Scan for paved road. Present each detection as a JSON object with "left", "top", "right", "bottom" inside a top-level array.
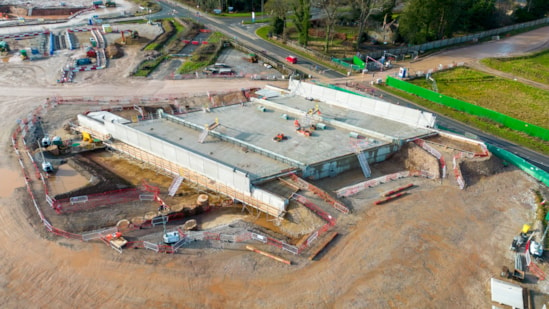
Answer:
[{"left": 157, "top": 0, "right": 344, "bottom": 79}]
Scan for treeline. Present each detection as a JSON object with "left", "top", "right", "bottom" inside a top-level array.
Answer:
[{"left": 177, "top": 0, "right": 549, "bottom": 47}]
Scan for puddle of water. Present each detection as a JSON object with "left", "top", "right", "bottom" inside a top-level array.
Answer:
[
  {"left": 0, "top": 168, "right": 25, "bottom": 197},
  {"left": 48, "top": 164, "right": 89, "bottom": 195}
]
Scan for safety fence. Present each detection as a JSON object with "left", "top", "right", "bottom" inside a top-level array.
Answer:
[
  {"left": 452, "top": 154, "right": 466, "bottom": 190},
  {"left": 288, "top": 173, "right": 349, "bottom": 214},
  {"left": 125, "top": 241, "right": 174, "bottom": 253},
  {"left": 0, "top": 30, "right": 49, "bottom": 40},
  {"left": 486, "top": 143, "right": 549, "bottom": 187},
  {"left": 291, "top": 193, "right": 336, "bottom": 226},
  {"left": 11, "top": 96, "right": 345, "bottom": 257},
  {"left": 12, "top": 103, "right": 85, "bottom": 242},
  {"left": 413, "top": 139, "right": 446, "bottom": 178},
  {"left": 386, "top": 76, "right": 549, "bottom": 141},
  {"left": 50, "top": 188, "right": 143, "bottom": 214},
  {"left": 336, "top": 170, "right": 433, "bottom": 198},
  {"left": 408, "top": 62, "right": 465, "bottom": 78},
  {"left": 82, "top": 227, "right": 119, "bottom": 241},
  {"left": 367, "top": 17, "right": 549, "bottom": 60}
]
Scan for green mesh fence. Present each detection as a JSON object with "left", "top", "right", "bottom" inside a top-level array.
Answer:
[
  {"left": 386, "top": 76, "right": 549, "bottom": 141},
  {"left": 331, "top": 57, "right": 362, "bottom": 71},
  {"left": 486, "top": 143, "right": 549, "bottom": 187},
  {"left": 353, "top": 56, "right": 365, "bottom": 69}
]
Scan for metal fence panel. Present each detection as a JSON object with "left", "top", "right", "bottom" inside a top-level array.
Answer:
[
  {"left": 282, "top": 243, "right": 299, "bottom": 255},
  {"left": 251, "top": 233, "right": 267, "bottom": 243},
  {"left": 143, "top": 241, "right": 160, "bottom": 252},
  {"left": 70, "top": 195, "right": 88, "bottom": 204}
]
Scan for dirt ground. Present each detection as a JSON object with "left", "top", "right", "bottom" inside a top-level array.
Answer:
[{"left": 0, "top": 11, "right": 548, "bottom": 308}]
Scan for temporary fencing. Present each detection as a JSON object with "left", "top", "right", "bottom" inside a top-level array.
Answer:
[
  {"left": 291, "top": 193, "right": 336, "bottom": 226},
  {"left": 53, "top": 188, "right": 143, "bottom": 214},
  {"left": 452, "top": 153, "right": 466, "bottom": 190},
  {"left": 82, "top": 227, "right": 119, "bottom": 241},
  {"left": 336, "top": 170, "right": 425, "bottom": 198},
  {"left": 0, "top": 30, "right": 48, "bottom": 40},
  {"left": 289, "top": 173, "right": 350, "bottom": 214}
]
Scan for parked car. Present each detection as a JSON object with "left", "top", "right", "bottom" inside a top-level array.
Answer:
[{"left": 285, "top": 55, "right": 297, "bottom": 64}]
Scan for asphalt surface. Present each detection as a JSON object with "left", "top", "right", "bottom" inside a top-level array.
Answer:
[{"left": 155, "top": 0, "right": 344, "bottom": 79}]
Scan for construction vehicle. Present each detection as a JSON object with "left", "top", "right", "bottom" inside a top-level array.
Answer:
[
  {"left": 510, "top": 224, "right": 531, "bottom": 252},
  {"left": 105, "top": 232, "right": 127, "bottom": 250},
  {"left": 163, "top": 231, "right": 180, "bottom": 244},
  {"left": 273, "top": 133, "right": 287, "bottom": 142}
]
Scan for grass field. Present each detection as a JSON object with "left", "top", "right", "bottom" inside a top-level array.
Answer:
[
  {"left": 379, "top": 84, "right": 549, "bottom": 156},
  {"left": 410, "top": 67, "right": 549, "bottom": 129},
  {"left": 481, "top": 49, "right": 549, "bottom": 85}
]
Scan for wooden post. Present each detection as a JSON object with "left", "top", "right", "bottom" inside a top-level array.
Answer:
[{"left": 246, "top": 245, "right": 291, "bottom": 265}]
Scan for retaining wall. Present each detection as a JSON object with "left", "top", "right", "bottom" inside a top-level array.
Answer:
[{"left": 289, "top": 80, "right": 436, "bottom": 129}]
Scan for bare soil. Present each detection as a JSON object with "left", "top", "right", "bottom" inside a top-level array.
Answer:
[{"left": 0, "top": 9, "right": 547, "bottom": 308}]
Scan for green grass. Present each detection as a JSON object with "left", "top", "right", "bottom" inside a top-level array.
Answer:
[
  {"left": 177, "top": 42, "right": 222, "bottom": 74},
  {"left": 481, "top": 49, "right": 549, "bottom": 85},
  {"left": 256, "top": 26, "right": 271, "bottom": 38},
  {"left": 207, "top": 32, "right": 225, "bottom": 44},
  {"left": 171, "top": 18, "right": 185, "bottom": 32},
  {"left": 134, "top": 55, "right": 166, "bottom": 76},
  {"left": 144, "top": 19, "right": 175, "bottom": 51},
  {"left": 177, "top": 60, "right": 210, "bottom": 74},
  {"left": 378, "top": 84, "right": 549, "bottom": 155},
  {"left": 410, "top": 67, "right": 549, "bottom": 129}
]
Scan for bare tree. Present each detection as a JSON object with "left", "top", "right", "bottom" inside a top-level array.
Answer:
[
  {"left": 353, "top": 0, "right": 393, "bottom": 50},
  {"left": 314, "top": 0, "right": 340, "bottom": 53}
]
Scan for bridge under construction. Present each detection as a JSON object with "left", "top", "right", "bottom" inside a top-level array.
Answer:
[{"left": 76, "top": 80, "right": 437, "bottom": 220}]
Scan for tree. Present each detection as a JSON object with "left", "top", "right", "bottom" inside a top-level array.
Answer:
[
  {"left": 291, "top": 0, "right": 312, "bottom": 46},
  {"left": 314, "top": 0, "right": 340, "bottom": 52},
  {"left": 353, "top": 0, "right": 394, "bottom": 50},
  {"left": 265, "top": 0, "right": 292, "bottom": 38},
  {"left": 398, "top": 0, "right": 461, "bottom": 44},
  {"left": 513, "top": 0, "right": 549, "bottom": 22}
]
